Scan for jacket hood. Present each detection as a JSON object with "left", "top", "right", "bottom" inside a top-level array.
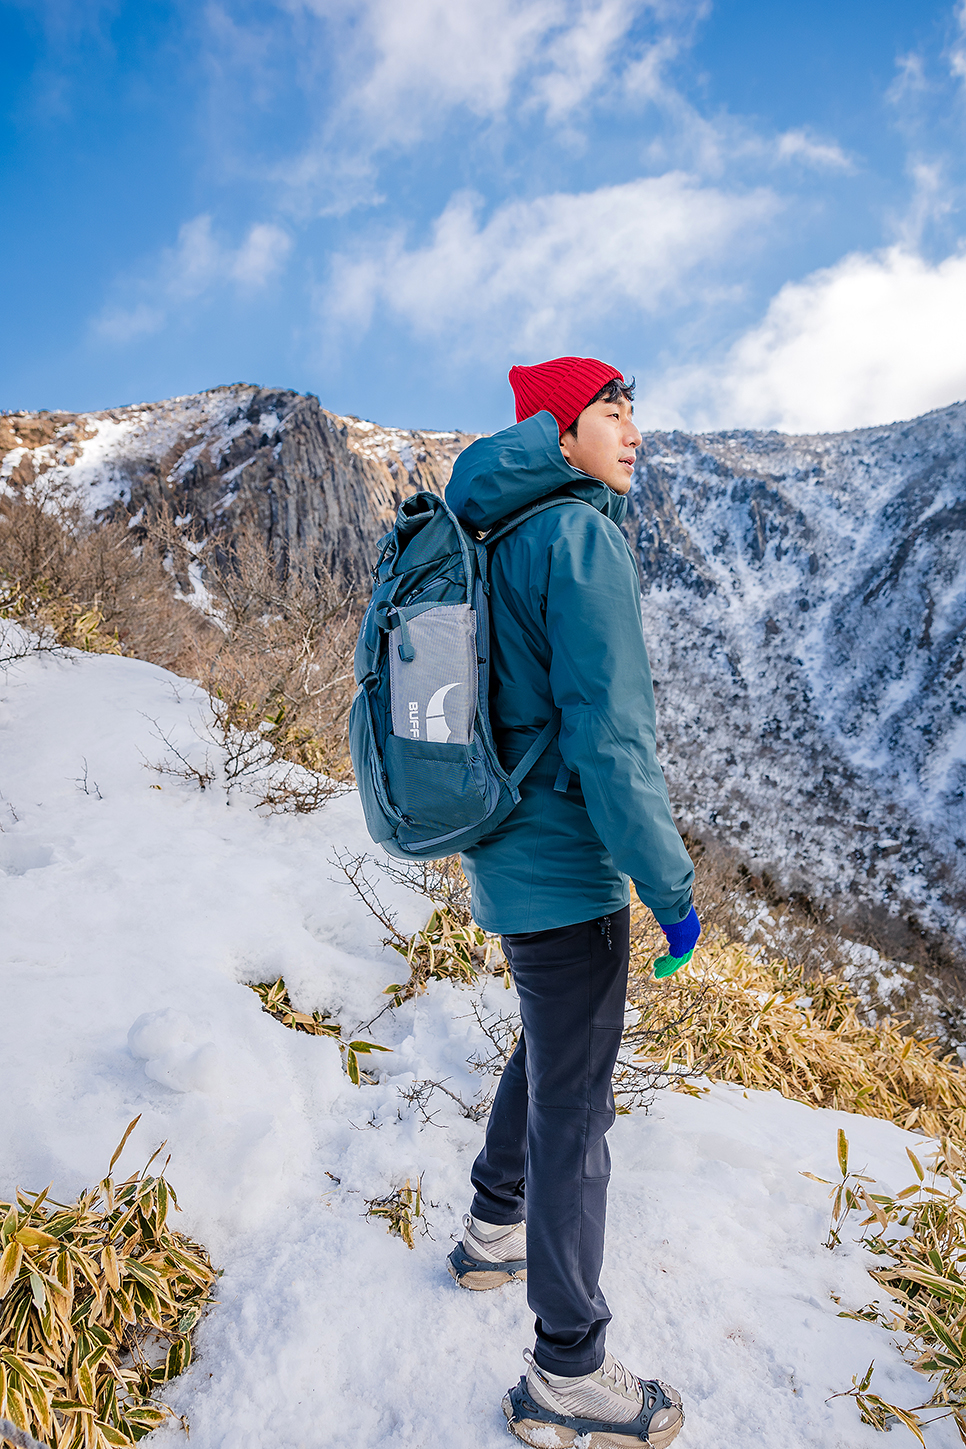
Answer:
[{"left": 445, "top": 410, "right": 628, "bottom": 533}]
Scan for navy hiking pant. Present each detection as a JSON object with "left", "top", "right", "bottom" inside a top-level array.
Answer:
[{"left": 469, "top": 905, "right": 630, "bottom": 1376}]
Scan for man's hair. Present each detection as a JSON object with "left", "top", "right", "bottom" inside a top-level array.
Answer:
[{"left": 562, "top": 376, "right": 635, "bottom": 438}]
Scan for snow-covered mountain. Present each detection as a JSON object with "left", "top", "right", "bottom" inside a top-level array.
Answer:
[
  {"left": 628, "top": 405, "right": 966, "bottom": 950},
  {"left": 2, "top": 385, "right": 963, "bottom": 948},
  {"left": 0, "top": 384, "right": 471, "bottom": 584}
]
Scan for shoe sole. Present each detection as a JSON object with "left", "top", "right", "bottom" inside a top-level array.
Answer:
[
  {"left": 502, "top": 1394, "right": 684, "bottom": 1449},
  {"left": 447, "top": 1259, "right": 527, "bottom": 1290}
]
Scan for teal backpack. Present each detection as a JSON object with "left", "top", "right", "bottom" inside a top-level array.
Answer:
[{"left": 349, "top": 489, "right": 583, "bottom": 861}]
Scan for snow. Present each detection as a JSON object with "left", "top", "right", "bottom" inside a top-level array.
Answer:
[
  {"left": 7, "top": 388, "right": 272, "bottom": 516},
  {"left": 3, "top": 385, "right": 960, "bottom": 942},
  {"left": 331, "top": 413, "right": 463, "bottom": 469},
  {"left": 0, "top": 445, "right": 27, "bottom": 489},
  {"left": 1, "top": 644, "right": 960, "bottom": 1448}
]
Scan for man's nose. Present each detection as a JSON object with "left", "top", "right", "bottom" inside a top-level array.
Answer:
[{"left": 625, "top": 423, "right": 642, "bottom": 448}]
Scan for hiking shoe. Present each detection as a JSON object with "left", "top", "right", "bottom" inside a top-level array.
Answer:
[
  {"left": 446, "top": 1213, "right": 526, "bottom": 1290},
  {"left": 502, "top": 1349, "right": 684, "bottom": 1448}
]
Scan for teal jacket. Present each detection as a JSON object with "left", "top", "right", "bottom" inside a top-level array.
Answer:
[{"left": 445, "top": 410, "right": 695, "bottom": 934}]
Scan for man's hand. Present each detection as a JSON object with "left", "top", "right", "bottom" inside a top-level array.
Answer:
[{"left": 653, "top": 906, "right": 701, "bottom": 979}]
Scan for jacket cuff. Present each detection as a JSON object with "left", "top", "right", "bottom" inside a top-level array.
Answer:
[{"left": 651, "top": 897, "right": 694, "bottom": 926}]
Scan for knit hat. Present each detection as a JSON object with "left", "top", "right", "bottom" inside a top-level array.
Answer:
[{"left": 508, "top": 356, "right": 624, "bottom": 435}]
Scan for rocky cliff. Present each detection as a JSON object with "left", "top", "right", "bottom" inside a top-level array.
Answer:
[
  {"left": 2, "top": 384, "right": 963, "bottom": 948},
  {"left": 0, "top": 384, "right": 472, "bottom": 584}
]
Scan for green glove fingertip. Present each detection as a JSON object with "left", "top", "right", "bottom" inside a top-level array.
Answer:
[{"left": 653, "top": 948, "right": 694, "bottom": 980}]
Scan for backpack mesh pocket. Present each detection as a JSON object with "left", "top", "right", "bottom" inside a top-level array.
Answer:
[
  {"left": 389, "top": 604, "right": 477, "bottom": 744},
  {"left": 383, "top": 735, "right": 489, "bottom": 831}
]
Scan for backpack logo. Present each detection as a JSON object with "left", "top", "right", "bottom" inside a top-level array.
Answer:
[
  {"left": 389, "top": 606, "right": 476, "bottom": 744},
  {"left": 426, "top": 682, "right": 461, "bottom": 743}
]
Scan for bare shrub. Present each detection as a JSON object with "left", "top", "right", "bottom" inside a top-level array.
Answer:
[
  {"left": 0, "top": 485, "right": 358, "bottom": 809},
  {"left": 0, "top": 478, "right": 215, "bottom": 671},
  {"left": 193, "top": 523, "right": 358, "bottom": 786},
  {"left": 333, "top": 853, "right": 507, "bottom": 1019},
  {"left": 397, "top": 1078, "right": 489, "bottom": 1124}
]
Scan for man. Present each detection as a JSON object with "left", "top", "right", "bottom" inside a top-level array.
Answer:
[{"left": 443, "top": 357, "right": 699, "bottom": 1449}]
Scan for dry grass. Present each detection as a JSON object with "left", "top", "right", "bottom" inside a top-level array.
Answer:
[
  {"left": 682, "top": 832, "right": 966, "bottom": 1045},
  {"left": 0, "top": 1120, "right": 216, "bottom": 1449},
  {"left": 333, "top": 853, "right": 966, "bottom": 1133},
  {"left": 810, "top": 1133, "right": 966, "bottom": 1443},
  {"left": 363, "top": 1180, "right": 424, "bottom": 1251},
  {"left": 627, "top": 910, "right": 966, "bottom": 1140}
]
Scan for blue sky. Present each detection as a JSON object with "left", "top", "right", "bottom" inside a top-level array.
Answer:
[{"left": 3, "top": 0, "right": 966, "bottom": 434}]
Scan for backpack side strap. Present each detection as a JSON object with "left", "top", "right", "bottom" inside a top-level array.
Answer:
[{"left": 505, "top": 709, "right": 562, "bottom": 798}]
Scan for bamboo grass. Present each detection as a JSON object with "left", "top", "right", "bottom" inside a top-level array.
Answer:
[{"left": 0, "top": 1122, "right": 216, "bottom": 1449}]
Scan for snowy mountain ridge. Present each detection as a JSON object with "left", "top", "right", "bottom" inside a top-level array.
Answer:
[
  {"left": 0, "top": 385, "right": 472, "bottom": 584},
  {"left": 2, "top": 384, "right": 963, "bottom": 948}
]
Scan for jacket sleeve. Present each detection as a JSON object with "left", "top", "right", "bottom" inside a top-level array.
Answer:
[{"left": 544, "top": 509, "right": 695, "bottom": 923}]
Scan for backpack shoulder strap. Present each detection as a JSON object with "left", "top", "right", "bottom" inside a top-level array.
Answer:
[
  {"left": 479, "top": 494, "right": 593, "bottom": 795},
  {"left": 483, "top": 493, "right": 595, "bottom": 549}
]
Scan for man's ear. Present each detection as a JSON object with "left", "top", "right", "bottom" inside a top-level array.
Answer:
[{"left": 559, "top": 429, "right": 575, "bottom": 461}]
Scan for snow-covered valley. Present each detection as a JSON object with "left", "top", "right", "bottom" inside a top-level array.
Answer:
[
  {"left": 631, "top": 404, "right": 966, "bottom": 950},
  {"left": 1, "top": 642, "right": 961, "bottom": 1448}
]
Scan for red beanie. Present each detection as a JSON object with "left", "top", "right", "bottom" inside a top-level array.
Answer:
[{"left": 508, "top": 356, "right": 624, "bottom": 435}]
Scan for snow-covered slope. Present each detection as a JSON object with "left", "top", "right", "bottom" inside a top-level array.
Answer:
[
  {"left": 0, "top": 643, "right": 959, "bottom": 1447},
  {"left": 629, "top": 403, "right": 966, "bottom": 945}
]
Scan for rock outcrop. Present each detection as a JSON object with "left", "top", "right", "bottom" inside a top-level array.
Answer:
[{"left": 0, "top": 384, "right": 472, "bottom": 585}]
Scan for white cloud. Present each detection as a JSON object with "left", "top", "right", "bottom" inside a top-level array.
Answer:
[
  {"left": 163, "top": 215, "right": 292, "bottom": 298},
  {"left": 644, "top": 244, "right": 966, "bottom": 433},
  {"left": 774, "top": 129, "right": 852, "bottom": 171},
  {"left": 324, "top": 174, "right": 777, "bottom": 356},
  {"left": 271, "top": 0, "right": 705, "bottom": 208},
  {"left": 530, "top": 0, "right": 641, "bottom": 122},
  {"left": 94, "top": 303, "right": 166, "bottom": 346},
  {"left": 229, "top": 222, "right": 294, "bottom": 287},
  {"left": 281, "top": 0, "right": 563, "bottom": 158},
  {"left": 324, "top": 168, "right": 776, "bottom": 352},
  {"left": 892, "top": 161, "right": 953, "bottom": 250},
  {"left": 93, "top": 215, "right": 292, "bottom": 342},
  {"left": 951, "top": 0, "right": 966, "bottom": 84},
  {"left": 289, "top": 0, "right": 685, "bottom": 137}
]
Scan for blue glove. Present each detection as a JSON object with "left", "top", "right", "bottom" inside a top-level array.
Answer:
[
  {"left": 660, "top": 906, "right": 701, "bottom": 957},
  {"left": 652, "top": 906, "right": 701, "bottom": 979}
]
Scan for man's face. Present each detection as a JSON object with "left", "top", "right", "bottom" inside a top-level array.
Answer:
[{"left": 558, "top": 396, "right": 642, "bottom": 495}]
